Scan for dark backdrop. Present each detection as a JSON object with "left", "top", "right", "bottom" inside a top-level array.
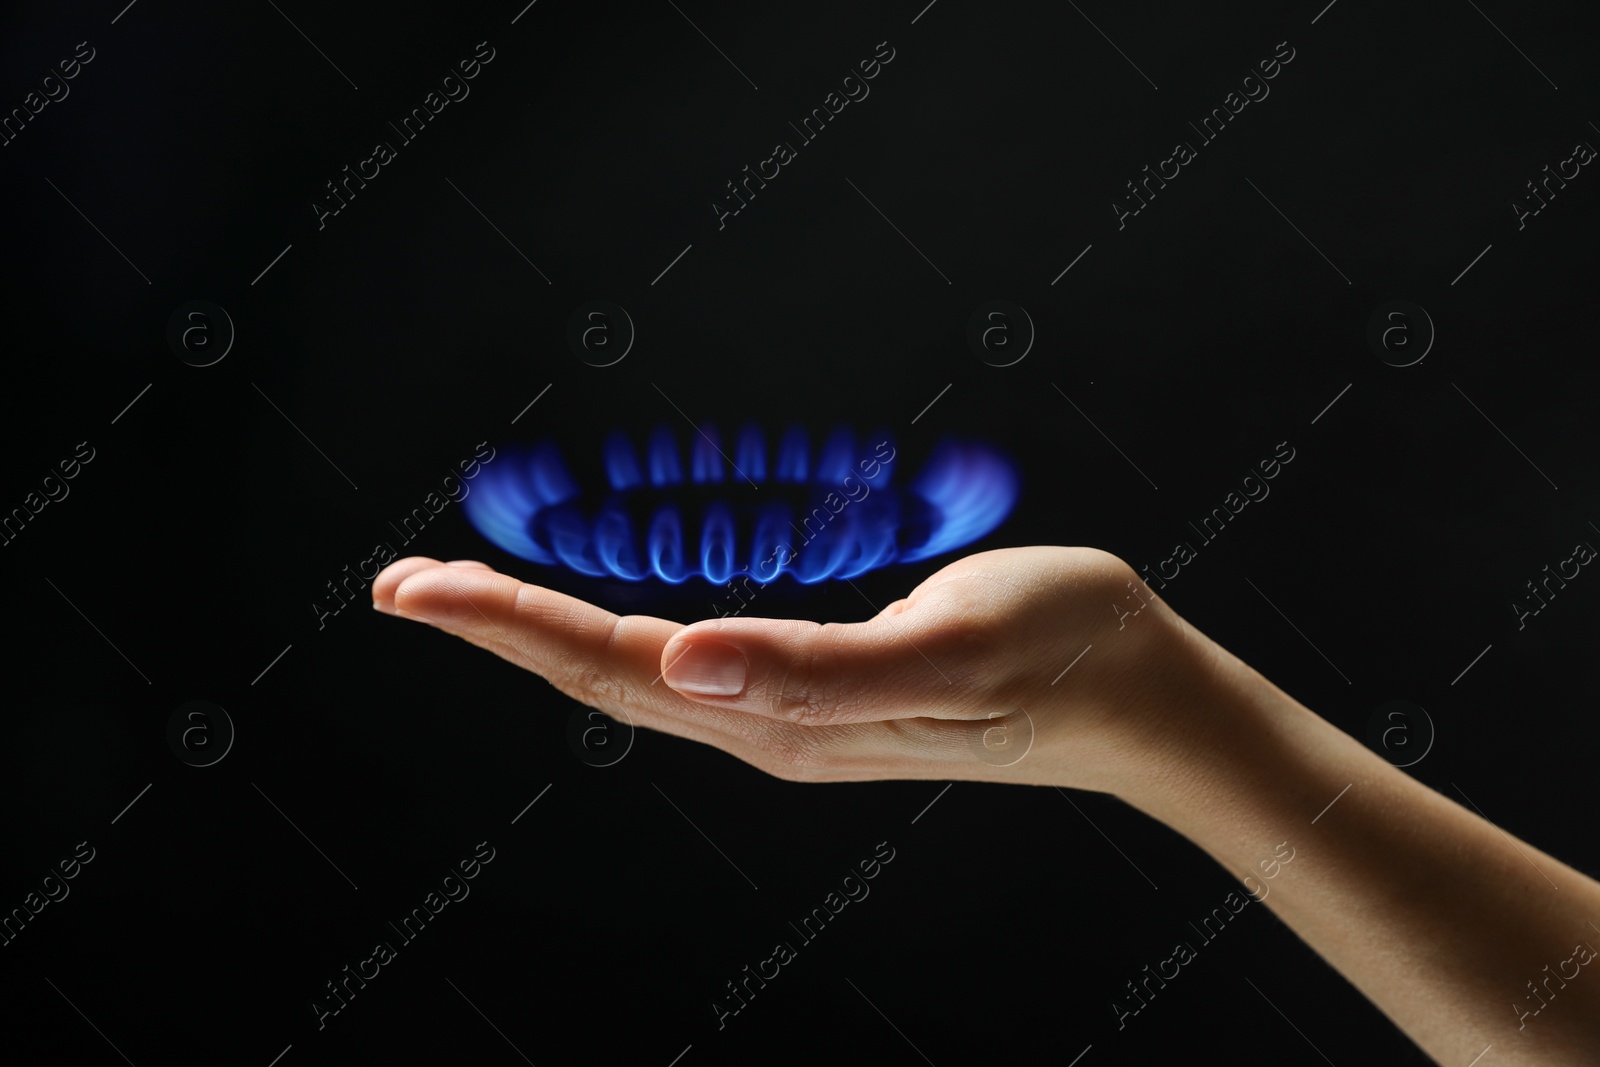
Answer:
[{"left": 2, "top": 1, "right": 1596, "bottom": 1063}]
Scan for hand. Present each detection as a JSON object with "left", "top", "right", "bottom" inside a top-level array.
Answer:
[
  {"left": 370, "top": 547, "right": 1198, "bottom": 798},
  {"left": 372, "top": 547, "right": 1600, "bottom": 1064}
]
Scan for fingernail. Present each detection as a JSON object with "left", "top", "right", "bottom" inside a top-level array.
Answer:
[
  {"left": 663, "top": 641, "right": 747, "bottom": 696},
  {"left": 373, "top": 600, "right": 397, "bottom": 616}
]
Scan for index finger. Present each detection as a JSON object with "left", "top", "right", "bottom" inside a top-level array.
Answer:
[{"left": 387, "top": 561, "right": 680, "bottom": 696}]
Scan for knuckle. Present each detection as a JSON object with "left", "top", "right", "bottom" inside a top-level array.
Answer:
[
  {"left": 766, "top": 627, "right": 846, "bottom": 725},
  {"left": 561, "top": 658, "right": 629, "bottom": 712},
  {"left": 759, "top": 729, "right": 833, "bottom": 782}
]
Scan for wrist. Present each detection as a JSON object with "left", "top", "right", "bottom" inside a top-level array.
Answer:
[{"left": 1103, "top": 611, "right": 1376, "bottom": 850}]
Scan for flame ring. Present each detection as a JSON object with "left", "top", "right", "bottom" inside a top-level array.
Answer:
[{"left": 463, "top": 426, "right": 1018, "bottom": 584}]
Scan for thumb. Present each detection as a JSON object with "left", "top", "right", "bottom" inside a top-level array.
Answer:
[{"left": 659, "top": 610, "right": 991, "bottom": 726}]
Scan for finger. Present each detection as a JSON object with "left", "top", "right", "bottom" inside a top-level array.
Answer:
[
  {"left": 388, "top": 562, "right": 671, "bottom": 686},
  {"left": 658, "top": 603, "right": 993, "bottom": 726},
  {"left": 378, "top": 563, "right": 991, "bottom": 780},
  {"left": 372, "top": 556, "right": 449, "bottom": 613},
  {"left": 373, "top": 558, "right": 492, "bottom": 613},
  {"left": 384, "top": 562, "right": 798, "bottom": 752}
]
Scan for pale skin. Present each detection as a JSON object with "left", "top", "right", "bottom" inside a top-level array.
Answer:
[{"left": 372, "top": 546, "right": 1600, "bottom": 1064}]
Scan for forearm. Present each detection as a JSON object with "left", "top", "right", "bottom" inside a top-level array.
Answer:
[{"left": 1121, "top": 620, "right": 1600, "bottom": 1064}]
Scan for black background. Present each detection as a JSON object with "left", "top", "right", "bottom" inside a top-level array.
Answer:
[{"left": 2, "top": 1, "right": 1597, "bottom": 1063}]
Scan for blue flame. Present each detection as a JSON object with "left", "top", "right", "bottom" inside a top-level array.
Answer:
[{"left": 463, "top": 426, "right": 1018, "bottom": 584}]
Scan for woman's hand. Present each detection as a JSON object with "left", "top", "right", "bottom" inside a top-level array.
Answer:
[
  {"left": 372, "top": 546, "right": 1600, "bottom": 1064},
  {"left": 370, "top": 547, "right": 1203, "bottom": 801}
]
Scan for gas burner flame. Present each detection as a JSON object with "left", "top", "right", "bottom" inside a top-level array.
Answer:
[{"left": 463, "top": 426, "right": 1018, "bottom": 584}]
